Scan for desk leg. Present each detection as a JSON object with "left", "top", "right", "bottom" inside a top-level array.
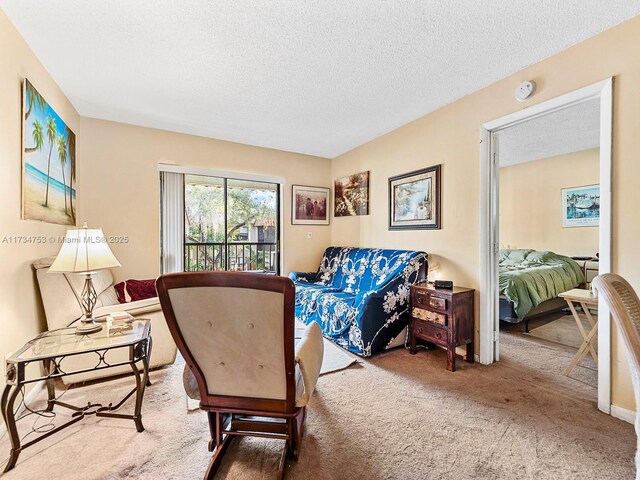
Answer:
[
  {"left": 2, "top": 383, "right": 23, "bottom": 472},
  {"left": 465, "top": 340, "right": 475, "bottom": 364},
  {"left": 447, "top": 347, "right": 456, "bottom": 372},
  {"left": 409, "top": 327, "right": 417, "bottom": 355}
]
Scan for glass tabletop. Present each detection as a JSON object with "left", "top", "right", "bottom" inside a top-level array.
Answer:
[{"left": 7, "top": 319, "right": 150, "bottom": 363}]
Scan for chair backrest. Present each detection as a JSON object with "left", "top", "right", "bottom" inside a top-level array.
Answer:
[
  {"left": 592, "top": 274, "right": 640, "bottom": 376},
  {"left": 156, "top": 272, "right": 297, "bottom": 413}
]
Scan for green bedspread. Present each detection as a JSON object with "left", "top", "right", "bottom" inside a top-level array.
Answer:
[{"left": 499, "top": 249, "right": 585, "bottom": 320}]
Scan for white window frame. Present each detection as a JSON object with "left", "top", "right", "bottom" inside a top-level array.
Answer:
[{"left": 158, "top": 163, "right": 286, "bottom": 275}]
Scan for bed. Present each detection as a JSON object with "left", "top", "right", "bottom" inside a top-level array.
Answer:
[{"left": 499, "top": 249, "right": 585, "bottom": 331}]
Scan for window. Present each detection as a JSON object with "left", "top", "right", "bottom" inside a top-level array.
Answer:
[{"left": 184, "top": 174, "right": 280, "bottom": 274}]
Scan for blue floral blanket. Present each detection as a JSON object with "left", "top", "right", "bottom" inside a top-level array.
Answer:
[{"left": 289, "top": 247, "right": 428, "bottom": 356}]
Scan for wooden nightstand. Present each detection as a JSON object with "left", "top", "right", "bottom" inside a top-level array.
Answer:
[{"left": 409, "top": 283, "right": 475, "bottom": 371}]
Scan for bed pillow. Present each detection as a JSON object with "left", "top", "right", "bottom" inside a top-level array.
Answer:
[{"left": 114, "top": 279, "right": 157, "bottom": 303}]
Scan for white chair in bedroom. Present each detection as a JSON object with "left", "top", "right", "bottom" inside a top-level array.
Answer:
[{"left": 592, "top": 274, "right": 640, "bottom": 480}]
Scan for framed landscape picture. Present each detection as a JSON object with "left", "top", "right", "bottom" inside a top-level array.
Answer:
[
  {"left": 389, "top": 165, "right": 441, "bottom": 230},
  {"left": 334, "top": 171, "right": 369, "bottom": 217},
  {"left": 562, "top": 184, "right": 600, "bottom": 227},
  {"left": 22, "top": 79, "right": 76, "bottom": 225},
  {"left": 292, "top": 185, "right": 330, "bottom": 225}
]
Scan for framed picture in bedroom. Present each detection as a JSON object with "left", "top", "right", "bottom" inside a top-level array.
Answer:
[
  {"left": 292, "top": 185, "right": 330, "bottom": 225},
  {"left": 562, "top": 184, "right": 600, "bottom": 227},
  {"left": 21, "top": 79, "right": 77, "bottom": 225},
  {"left": 334, "top": 171, "right": 369, "bottom": 217},
  {"left": 389, "top": 165, "right": 441, "bottom": 230}
]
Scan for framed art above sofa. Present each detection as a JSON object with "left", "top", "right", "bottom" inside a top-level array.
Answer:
[
  {"left": 334, "top": 171, "right": 369, "bottom": 217},
  {"left": 389, "top": 165, "right": 441, "bottom": 230}
]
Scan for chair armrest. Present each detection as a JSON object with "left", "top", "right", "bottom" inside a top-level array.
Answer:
[
  {"left": 295, "top": 322, "right": 324, "bottom": 406},
  {"left": 93, "top": 297, "right": 162, "bottom": 319},
  {"left": 289, "top": 271, "right": 318, "bottom": 283}
]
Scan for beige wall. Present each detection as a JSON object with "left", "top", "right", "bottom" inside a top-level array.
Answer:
[
  {"left": 331, "top": 17, "right": 640, "bottom": 410},
  {"left": 79, "top": 118, "right": 331, "bottom": 282},
  {"left": 499, "top": 149, "right": 600, "bottom": 257},
  {"left": 0, "top": 12, "right": 81, "bottom": 385}
]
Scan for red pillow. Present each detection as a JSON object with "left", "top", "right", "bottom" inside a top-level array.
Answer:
[
  {"left": 114, "top": 281, "right": 127, "bottom": 303},
  {"left": 114, "top": 279, "right": 157, "bottom": 303},
  {"left": 125, "top": 279, "right": 157, "bottom": 302}
]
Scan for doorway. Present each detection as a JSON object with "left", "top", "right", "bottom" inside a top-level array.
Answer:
[{"left": 479, "top": 79, "right": 613, "bottom": 413}]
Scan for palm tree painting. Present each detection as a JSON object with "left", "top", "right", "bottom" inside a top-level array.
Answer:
[
  {"left": 22, "top": 79, "right": 76, "bottom": 225},
  {"left": 57, "top": 134, "right": 68, "bottom": 213}
]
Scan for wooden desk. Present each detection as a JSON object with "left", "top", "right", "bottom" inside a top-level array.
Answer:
[{"left": 559, "top": 289, "right": 598, "bottom": 376}]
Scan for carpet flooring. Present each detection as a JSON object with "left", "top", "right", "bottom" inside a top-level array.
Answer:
[
  {"left": 0, "top": 333, "right": 634, "bottom": 480},
  {"left": 526, "top": 314, "right": 594, "bottom": 350},
  {"left": 502, "top": 314, "right": 598, "bottom": 388}
]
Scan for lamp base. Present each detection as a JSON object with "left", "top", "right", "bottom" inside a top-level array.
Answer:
[{"left": 75, "top": 320, "right": 103, "bottom": 335}]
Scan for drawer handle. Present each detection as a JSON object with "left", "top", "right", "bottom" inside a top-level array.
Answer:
[
  {"left": 417, "top": 295, "right": 424, "bottom": 304},
  {"left": 429, "top": 298, "right": 445, "bottom": 309},
  {"left": 417, "top": 328, "right": 423, "bottom": 334},
  {"left": 436, "top": 332, "right": 442, "bottom": 339}
]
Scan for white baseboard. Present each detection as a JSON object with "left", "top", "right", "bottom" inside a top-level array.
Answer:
[
  {"left": 0, "top": 380, "right": 45, "bottom": 439},
  {"left": 611, "top": 404, "right": 636, "bottom": 425}
]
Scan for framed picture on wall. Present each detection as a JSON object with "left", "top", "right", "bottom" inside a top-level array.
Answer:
[
  {"left": 389, "top": 165, "right": 441, "bottom": 230},
  {"left": 562, "top": 184, "right": 600, "bottom": 227},
  {"left": 292, "top": 185, "right": 330, "bottom": 225},
  {"left": 21, "top": 79, "right": 77, "bottom": 225},
  {"left": 334, "top": 171, "right": 370, "bottom": 217}
]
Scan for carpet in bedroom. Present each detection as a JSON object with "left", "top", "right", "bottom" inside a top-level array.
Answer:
[{"left": 0, "top": 333, "right": 633, "bottom": 479}]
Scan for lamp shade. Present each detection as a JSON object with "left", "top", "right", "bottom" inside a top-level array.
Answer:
[{"left": 49, "top": 224, "right": 121, "bottom": 273}]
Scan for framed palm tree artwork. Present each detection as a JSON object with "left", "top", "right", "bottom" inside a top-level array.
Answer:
[{"left": 21, "top": 79, "right": 76, "bottom": 225}]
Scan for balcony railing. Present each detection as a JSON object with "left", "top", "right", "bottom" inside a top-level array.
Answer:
[{"left": 184, "top": 242, "right": 278, "bottom": 273}]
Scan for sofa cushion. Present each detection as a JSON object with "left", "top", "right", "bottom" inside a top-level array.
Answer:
[
  {"left": 293, "top": 283, "right": 339, "bottom": 322},
  {"left": 93, "top": 297, "right": 162, "bottom": 319}
]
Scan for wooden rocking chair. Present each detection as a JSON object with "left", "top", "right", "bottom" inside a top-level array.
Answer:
[{"left": 157, "top": 272, "right": 324, "bottom": 479}]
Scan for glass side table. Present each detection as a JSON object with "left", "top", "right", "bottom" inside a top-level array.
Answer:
[{"left": 1, "top": 319, "right": 152, "bottom": 473}]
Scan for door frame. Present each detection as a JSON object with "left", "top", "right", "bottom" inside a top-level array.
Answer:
[{"left": 478, "top": 78, "right": 613, "bottom": 414}]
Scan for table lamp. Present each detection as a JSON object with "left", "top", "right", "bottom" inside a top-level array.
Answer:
[{"left": 49, "top": 223, "right": 121, "bottom": 335}]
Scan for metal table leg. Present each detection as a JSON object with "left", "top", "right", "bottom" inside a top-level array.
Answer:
[
  {"left": 2, "top": 383, "right": 23, "bottom": 473},
  {"left": 43, "top": 358, "right": 56, "bottom": 412}
]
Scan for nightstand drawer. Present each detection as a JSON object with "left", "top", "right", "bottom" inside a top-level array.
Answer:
[
  {"left": 412, "top": 307, "right": 447, "bottom": 326},
  {"left": 413, "top": 290, "right": 448, "bottom": 313},
  {"left": 412, "top": 318, "right": 447, "bottom": 346}
]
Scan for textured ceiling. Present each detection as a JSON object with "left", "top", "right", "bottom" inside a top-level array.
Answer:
[
  {"left": 497, "top": 99, "right": 600, "bottom": 167},
  {"left": 1, "top": 1, "right": 638, "bottom": 158}
]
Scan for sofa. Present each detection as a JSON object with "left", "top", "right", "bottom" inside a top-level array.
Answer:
[
  {"left": 33, "top": 257, "right": 177, "bottom": 383},
  {"left": 289, "top": 247, "right": 428, "bottom": 356}
]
